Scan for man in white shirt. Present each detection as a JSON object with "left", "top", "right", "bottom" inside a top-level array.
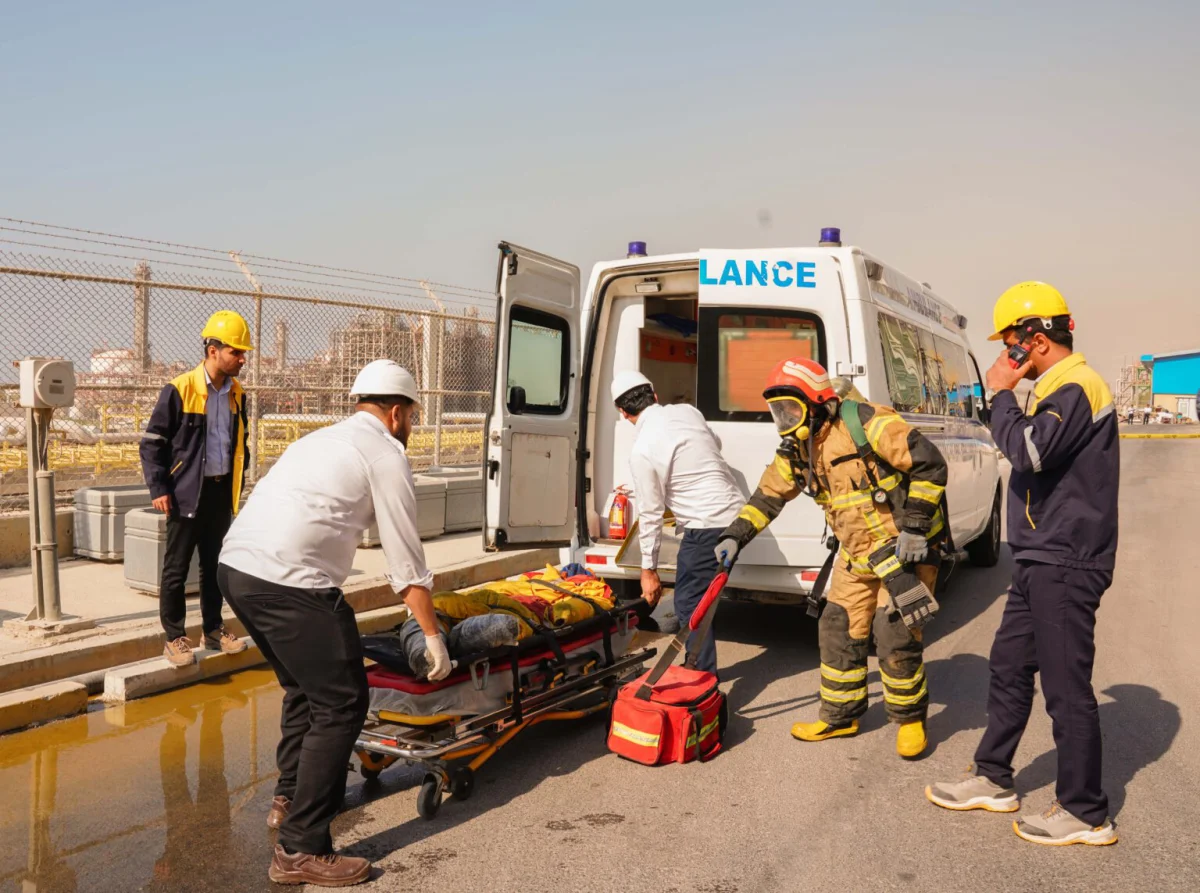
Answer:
[
  {"left": 612, "top": 370, "right": 744, "bottom": 676},
  {"left": 218, "top": 360, "right": 450, "bottom": 888}
]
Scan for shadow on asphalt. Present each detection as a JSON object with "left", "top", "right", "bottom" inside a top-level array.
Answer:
[{"left": 1014, "top": 683, "right": 1181, "bottom": 817}]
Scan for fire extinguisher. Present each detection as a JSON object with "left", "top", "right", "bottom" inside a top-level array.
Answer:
[{"left": 608, "top": 487, "right": 632, "bottom": 539}]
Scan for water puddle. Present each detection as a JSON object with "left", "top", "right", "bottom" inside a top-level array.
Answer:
[{"left": 0, "top": 669, "right": 287, "bottom": 892}]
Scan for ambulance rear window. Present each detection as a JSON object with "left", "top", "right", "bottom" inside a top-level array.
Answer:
[{"left": 697, "top": 309, "right": 826, "bottom": 421}]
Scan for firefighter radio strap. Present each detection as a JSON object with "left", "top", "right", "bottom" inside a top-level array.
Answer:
[{"left": 839, "top": 399, "right": 891, "bottom": 506}]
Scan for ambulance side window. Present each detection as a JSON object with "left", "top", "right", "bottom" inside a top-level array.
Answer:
[
  {"left": 934, "top": 335, "right": 973, "bottom": 419},
  {"left": 696, "top": 308, "right": 826, "bottom": 421},
  {"left": 917, "top": 328, "right": 949, "bottom": 416},
  {"left": 506, "top": 305, "right": 569, "bottom": 415},
  {"left": 877, "top": 312, "right": 925, "bottom": 412}
]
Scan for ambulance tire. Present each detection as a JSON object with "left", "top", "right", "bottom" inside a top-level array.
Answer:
[
  {"left": 417, "top": 774, "right": 442, "bottom": 820},
  {"left": 966, "top": 489, "right": 1002, "bottom": 568}
]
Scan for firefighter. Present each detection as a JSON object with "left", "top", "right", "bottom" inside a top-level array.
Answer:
[{"left": 715, "top": 358, "right": 949, "bottom": 758}]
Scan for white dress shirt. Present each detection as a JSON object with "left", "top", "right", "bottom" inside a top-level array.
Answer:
[
  {"left": 627, "top": 403, "right": 744, "bottom": 570},
  {"left": 220, "top": 412, "right": 433, "bottom": 593}
]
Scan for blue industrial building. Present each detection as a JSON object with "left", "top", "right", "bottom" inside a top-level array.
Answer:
[{"left": 1141, "top": 350, "right": 1200, "bottom": 420}]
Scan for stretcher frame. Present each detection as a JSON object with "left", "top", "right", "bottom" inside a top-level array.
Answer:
[{"left": 354, "top": 607, "right": 654, "bottom": 820}]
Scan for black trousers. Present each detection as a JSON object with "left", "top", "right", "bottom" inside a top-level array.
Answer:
[
  {"left": 160, "top": 476, "right": 233, "bottom": 641},
  {"left": 672, "top": 527, "right": 725, "bottom": 676},
  {"left": 974, "top": 560, "right": 1112, "bottom": 825},
  {"left": 217, "top": 564, "right": 370, "bottom": 855}
]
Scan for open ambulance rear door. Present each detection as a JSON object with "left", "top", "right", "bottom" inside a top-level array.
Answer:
[{"left": 484, "top": 243, "right": 581, "bottom": 550}]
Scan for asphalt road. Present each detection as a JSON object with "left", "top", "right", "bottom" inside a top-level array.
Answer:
[{"left": 1, "top": 439, "right": 1196, "bottom": 892}]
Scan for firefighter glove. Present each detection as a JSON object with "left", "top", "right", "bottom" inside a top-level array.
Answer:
[
  {"left": 424, "top": 635, "right": 453, "bottom": 682},
  {"left": 714, "top": 538, "right": 740, "bottom": 569},
  {"left": 895, "top": 530, "right": 929, "bottom": 564},
  {"left": 887, "top": 575, "right": 939, "bottom": 630}
]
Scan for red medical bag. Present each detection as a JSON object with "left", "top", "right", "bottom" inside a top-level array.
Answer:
[{"left": 607, "top": 572, "right": 728, "bottom": 765}]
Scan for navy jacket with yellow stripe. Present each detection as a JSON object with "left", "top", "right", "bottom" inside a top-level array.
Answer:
[
  {"left": 991, "top": 353, "right": 1118, "bottom": 571},
  {"left": 139, "top": 364, "right": 249, "bottom": 519}
]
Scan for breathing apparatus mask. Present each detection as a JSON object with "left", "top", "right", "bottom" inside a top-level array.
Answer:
[{"left": 771, "top": 394, "right": 836, "bottom": 498}]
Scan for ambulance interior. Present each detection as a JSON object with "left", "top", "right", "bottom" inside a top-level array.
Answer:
[{"left": 587, "top": 269, "right": 823, "bottom": 557}]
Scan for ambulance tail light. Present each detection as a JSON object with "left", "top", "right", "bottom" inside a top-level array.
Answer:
[
  {"left": 800, "top": 570, "right": 819, "bottom": 583},
  {"left": 585, "top": 553, "right": 611, "bottom": 566}
]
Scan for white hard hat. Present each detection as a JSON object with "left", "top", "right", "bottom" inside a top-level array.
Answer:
[
  {"left": 611, "top": 370, "right": 653, "bottom": 403},
  {"left": 350, "top": 359, "right": 422, "bottom": 408}
]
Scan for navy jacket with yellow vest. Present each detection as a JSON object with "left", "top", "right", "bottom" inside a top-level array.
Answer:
[
  {"left": 990, "top": 353, "right": 1118, "bottom": 571},
  {"left": 139, "top": 364, "right": 249, "bottom": 519}
]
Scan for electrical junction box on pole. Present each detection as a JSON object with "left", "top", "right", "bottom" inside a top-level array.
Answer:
[{"left": 18, "top": 357, "right": 75, "bottom": 408}]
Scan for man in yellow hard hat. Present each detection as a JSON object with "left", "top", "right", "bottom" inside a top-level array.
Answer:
[
  {"left": 140, "top": 310, "right": 254, "bottom": 668},
  {"left": 926, "top": 282, "right": 1120, "bottom": 847}
]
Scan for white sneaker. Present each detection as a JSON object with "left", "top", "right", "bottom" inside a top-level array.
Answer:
[
  {"left": 926, "top": 767, "right": 1020, "bottom": 812},
  {"left": 1013, "top": 801, "right": 1117, "bottom": 846}
]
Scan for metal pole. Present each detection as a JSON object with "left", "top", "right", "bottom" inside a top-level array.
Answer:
[
  {"left": 25, "top": 407, "right": 44, "bottom": 621},
  {"left": 250, "top": 293, "right": 262, "bottom": 483},
  {"left": 432, "top": 316, "right": 445, "bottom": 467},
  {"left": 36, "top": 464, "right": 62, "bottom": 623}
]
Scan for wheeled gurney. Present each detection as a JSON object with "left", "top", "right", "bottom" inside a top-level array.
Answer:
[{"left": 354, "top": 600, "right": 653, "bottom": 819}]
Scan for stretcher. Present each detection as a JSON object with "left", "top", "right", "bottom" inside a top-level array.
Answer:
[{"left": 354, "top": 600, "right": 654, "bottom": 819}]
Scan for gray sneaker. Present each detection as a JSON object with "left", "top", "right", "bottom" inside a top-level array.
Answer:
[
  {"left": 1013, "top": 801, "right": 1117, "bottom": 846},
  {"left": 926, "top": 767, "right": 1020, "bottom": 812}
]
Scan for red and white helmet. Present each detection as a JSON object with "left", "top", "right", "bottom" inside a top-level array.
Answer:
[
  {"left": 763, "top": 357, "right": 836, "bottom": 404},
  {"left": 762, "top": 357, "right": 835, "bottom": 436}
]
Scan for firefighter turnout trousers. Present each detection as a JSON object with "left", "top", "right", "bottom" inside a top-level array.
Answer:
[{"left": 818, "top": 561, "right": 937, "bottom": 725}]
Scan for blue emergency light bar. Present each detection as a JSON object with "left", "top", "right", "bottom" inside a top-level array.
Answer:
[
  {"left": 627, "top": 241, "right": 647, "bottom": 258},
  {"left": 820, "top": 227, "right": 841, "bottom": 244}
]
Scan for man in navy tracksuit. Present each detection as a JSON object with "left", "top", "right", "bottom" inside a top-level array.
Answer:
[{"left": 926, "top": 282, "right": 1119, "bottom": 847}]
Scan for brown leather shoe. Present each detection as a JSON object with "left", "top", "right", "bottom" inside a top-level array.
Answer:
[
  {"left": 266, "top": 796, "right": 291, "bottom": 830},
  {"left": 202, "top": 626, "right": 248, "bottom": 655},
  {"left": 163, "top": 637, "right": 195, "bottom": 668},
  {"left": 268, "top": 845, "right": 370, "bottom": 887}
]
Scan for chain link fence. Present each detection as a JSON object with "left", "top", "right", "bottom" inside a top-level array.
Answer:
[{"left": 0, "top": 220, "right": 497, "bottom": 514}]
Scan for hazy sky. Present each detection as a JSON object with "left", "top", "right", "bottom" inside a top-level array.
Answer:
[{"left": 2, "top": 0, "right": 1198, "bottom": 387}]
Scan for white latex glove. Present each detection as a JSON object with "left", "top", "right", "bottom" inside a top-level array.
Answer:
[{"left": 424, "top": 635, "right": 453, "bottom": 682}]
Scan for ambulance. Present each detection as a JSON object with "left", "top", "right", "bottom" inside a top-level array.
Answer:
[{"left": 482, "top": 229, "right": 1003, "bottom": 604}]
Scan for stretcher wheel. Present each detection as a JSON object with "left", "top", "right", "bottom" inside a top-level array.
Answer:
[
  {"left": 360, "top": 766, "right": 382, "bottom": 781},
  {"left": 358, "top": 751, "right": 390, "bottom": 781},
  {"left": 417, "top": 774, "right": 443, "bottom": 820},
  {"left": 449, "top": 766, "right": 474, "bottom": 801}
]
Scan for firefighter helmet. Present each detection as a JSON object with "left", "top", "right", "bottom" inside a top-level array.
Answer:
[{"left": 763, "top": 357, "right": 836, "bottom": 404}]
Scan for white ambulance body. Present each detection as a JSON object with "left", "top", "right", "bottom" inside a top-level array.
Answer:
[{"left": 483, "top": 230, "right": 1003, "bottom": 604}]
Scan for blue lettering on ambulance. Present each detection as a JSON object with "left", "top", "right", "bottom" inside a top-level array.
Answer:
[
  {"left": 745, "top": 260, "right": 768, "bottom": 286},
  {"left": 772, "top": 261, "right": 793, "bottom": 287},
  {"left": 796, "top": 262, "right": 816, "bottom": 288},
  {"left": 719, "top": 259, "right": 743, "bottom": 286},
  {"left": 699, "top": 259, "right": 719, "bottom": 286}
]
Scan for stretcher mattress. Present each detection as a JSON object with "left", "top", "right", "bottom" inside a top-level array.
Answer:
[{"left": 366, "top": 619, "right": 639, "bottom": 719}]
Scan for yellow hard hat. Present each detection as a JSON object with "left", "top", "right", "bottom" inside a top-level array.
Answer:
[
  {"left": 988, "top": 281, "right": 1070, "bottom": 340},
  {"left": 201, "top": 310, "right": 254, "bottom": 351}
]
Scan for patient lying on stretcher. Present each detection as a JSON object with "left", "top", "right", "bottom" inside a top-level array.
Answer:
[{"left": 364, "top": 566, "right": 618, "bottom": 680}]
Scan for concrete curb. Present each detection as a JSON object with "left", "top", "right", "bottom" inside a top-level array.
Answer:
[
  {"left": 0, "top": 680, "right": 89, "bottom": 734},
  {"left": 0, "top": 547, "right": 556, "bottom": 707},
  {"left": 101, "top": 602, "right": 418, "bottom": 703}
]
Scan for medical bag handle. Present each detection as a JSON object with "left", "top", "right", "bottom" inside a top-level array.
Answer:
[{"left": 635, "top": 571, "right": 729, "bottom": 700}]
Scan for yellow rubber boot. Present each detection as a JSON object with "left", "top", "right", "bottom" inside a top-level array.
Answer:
[
  {"left": 791, "top": 720, "right": 859, "bottom": 742},
  {"left": 897, "top": 721, "right": 927, "bottom": 758}
]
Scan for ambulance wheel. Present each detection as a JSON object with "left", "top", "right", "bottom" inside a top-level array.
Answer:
[
  {"left": 417, "top": 774, "right": 442, "bottom": 820},
  {"left": 967, "top": 490, "right": 1002, "bottom": 568},
  {"left": 449, "top": 766, "right": 475, "bottom": 801}
]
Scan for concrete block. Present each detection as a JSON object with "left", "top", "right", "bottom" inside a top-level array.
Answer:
[
  {"left": 123, "top": 507, "right": 199, "bottom": 596},
  {"left": 0, "top": 680, "right": 88, "bottom": 733},
  {"left": 73, "top": 484, "right": 152, "bottom": 561},
  {"left": 102, "top": 640, "right": 264, "bottom": 702},
  {"left": 424, "top": 466, "right": 483, "bottom": 532},
  {"left": 362, "top": 475, "right": 447, "bottom": 545},
  {"left": 0, "top": 509, "right": 74, "bottom": 569}
]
